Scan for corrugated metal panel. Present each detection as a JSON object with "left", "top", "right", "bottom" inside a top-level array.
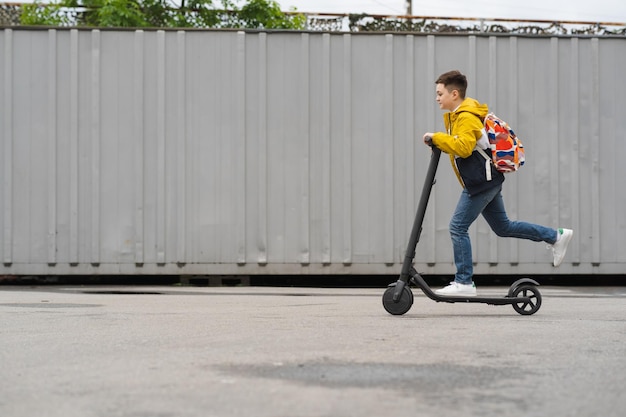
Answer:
[{"left": 1, "top": 28, "right": 625, "bottom": 276}]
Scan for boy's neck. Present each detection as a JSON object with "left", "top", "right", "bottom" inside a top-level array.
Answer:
[{"left": 450, "top": 97, "right": 464, "bottom": 112}]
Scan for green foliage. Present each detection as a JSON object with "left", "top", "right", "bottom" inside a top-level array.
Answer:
[
  {"left": 19, "top": 3, "right": 72, "bottom": 26},
  {"left": 17, "top": 0, "right": 306, "bottom": 30},
  {"left": 174, "top": 0, "right": 238, "bottom": 28},
  {"left": 238, "top": 0, "right": 305, "bottom": 29},
  {"left": 94, "top": 0, "right": 149, "bottom": 27}
]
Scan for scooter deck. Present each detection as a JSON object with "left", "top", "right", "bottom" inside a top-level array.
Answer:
[{"left": 409, "top": 278, "right": 530, "bottom": 306}]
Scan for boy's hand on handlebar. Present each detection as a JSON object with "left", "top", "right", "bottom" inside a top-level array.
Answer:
[{"left": 423, "top": 133, "right": 434, "bottom": 146}]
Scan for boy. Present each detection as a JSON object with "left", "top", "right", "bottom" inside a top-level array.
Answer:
[{"left": 423, "top": 70, "right": 573, "bottom": 296}]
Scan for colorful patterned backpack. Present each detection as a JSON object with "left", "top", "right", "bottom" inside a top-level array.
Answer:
[{"left": 478, "top": 113, "right": 525, "bottom": 173}]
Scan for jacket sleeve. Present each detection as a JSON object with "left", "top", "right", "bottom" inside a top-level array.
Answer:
[{"left": 431, "top": 112, "right": 484, "bottom": 158}]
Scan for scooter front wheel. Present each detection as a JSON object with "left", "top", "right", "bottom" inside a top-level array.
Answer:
[
  {"left": 511, "top": 284, "right": 542, "bottom": 315},
  {"left": 382, "top": 285, "right": 414, "bottom": 315}
]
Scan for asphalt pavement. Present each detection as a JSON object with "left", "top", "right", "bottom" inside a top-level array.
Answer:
[{"left": 1, "top": 284, "right": 625, "bottom": 417}]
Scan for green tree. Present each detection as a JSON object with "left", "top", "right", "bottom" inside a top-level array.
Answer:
[
  {"left": 89, "top": 0, "right": 149, "bottom": 27},
  {"left": 20, "top": 2, "right": 72, "bottom": 26},
  {"left": 238, "top": 0, "right": 305, "bottom": 29},
  {"left": 18, "top": 0, "right": 305, "bottom": 29}
]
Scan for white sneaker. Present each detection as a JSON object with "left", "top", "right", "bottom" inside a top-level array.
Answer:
[
  {"left": 435, "top": 281, "right": 477, "bottom": 297},
  {"left": 551, "top": 228, "right": 573, "bottom": 267}
]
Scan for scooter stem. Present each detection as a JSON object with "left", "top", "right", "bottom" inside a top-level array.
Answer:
[{"left": 399, "top": 147, "right": 441, "bottom": 282}]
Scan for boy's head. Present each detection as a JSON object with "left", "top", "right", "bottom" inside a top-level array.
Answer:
[{"left": 435, "top": 70, "right": 467, "bottom": 111}]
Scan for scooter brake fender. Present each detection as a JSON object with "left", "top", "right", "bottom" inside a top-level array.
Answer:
[{"left": 507, "top": 278, "right": 540, "bottom": 297}]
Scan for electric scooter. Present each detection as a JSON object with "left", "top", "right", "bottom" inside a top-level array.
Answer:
[{"left": 382, "top": 146, "right": 542, "bottom": 316}]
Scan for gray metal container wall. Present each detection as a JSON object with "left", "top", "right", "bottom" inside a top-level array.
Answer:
[{"left": 1, "top": 28, "right": 625, "bottom": 276}]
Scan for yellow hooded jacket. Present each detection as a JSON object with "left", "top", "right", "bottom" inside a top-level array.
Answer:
[{"left": 431, "top": 97, "right": 504, "bottom": 195}]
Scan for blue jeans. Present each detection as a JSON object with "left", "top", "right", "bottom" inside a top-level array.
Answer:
[{"left": 450, "top": 185, "right": 558, "bottom": 285}]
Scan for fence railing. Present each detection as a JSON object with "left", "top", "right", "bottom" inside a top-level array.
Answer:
[{"left": 305, "top": 13, "right": 626, "bottom": 35}]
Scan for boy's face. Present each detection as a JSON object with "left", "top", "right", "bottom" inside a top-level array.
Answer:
[{"left": 435, "top": 83, "right": 458, "bottom": 111}]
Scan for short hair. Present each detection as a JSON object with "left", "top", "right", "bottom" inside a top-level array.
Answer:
[{"left": 436, "top": 70, "right": 467, "bottom": 99}]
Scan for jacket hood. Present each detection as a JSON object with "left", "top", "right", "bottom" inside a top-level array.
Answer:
[{"left": 455, "top": 97, "right": 489, "bottom": 119}]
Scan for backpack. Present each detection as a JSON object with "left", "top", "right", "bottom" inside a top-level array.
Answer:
[{"left": 477, "top": 113, "right": 525, "bottom": 173}]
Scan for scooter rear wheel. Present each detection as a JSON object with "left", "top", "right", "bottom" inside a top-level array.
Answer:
[
  {"left": 382, "top": 285, "right": 414, "bottom": 315},
  {"left": 511, "top": 284, "right": 542, "bottom": 315}
]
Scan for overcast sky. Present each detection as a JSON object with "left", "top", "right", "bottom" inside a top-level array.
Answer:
[{"left": 281, "top": 0, "right": 626, "bottom": 24}]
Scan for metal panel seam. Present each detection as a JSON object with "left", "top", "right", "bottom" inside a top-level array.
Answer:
[
  {"left": 47, "top": 29, "right": 57, "bottom": 265},
  {"left": 2, "top": 29, "right": 12, "bottom": 264},
  {"left": 91, "top": 30, "right": 101, "bottom": 264},
  {"left": 342, "top": 33, "right": 352, "bottom": 265}
]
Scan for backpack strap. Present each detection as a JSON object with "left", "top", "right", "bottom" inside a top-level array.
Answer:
[
  {"left": 475, "top": 146, "right": 493, "bottom": 182},
  {"left": 474, "top": 125, "right": 493, "bottom": 181}
]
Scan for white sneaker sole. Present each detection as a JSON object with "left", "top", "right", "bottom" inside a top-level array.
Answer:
[{"left": 434, "top": 290, "right": 477, "bottom": 297}]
